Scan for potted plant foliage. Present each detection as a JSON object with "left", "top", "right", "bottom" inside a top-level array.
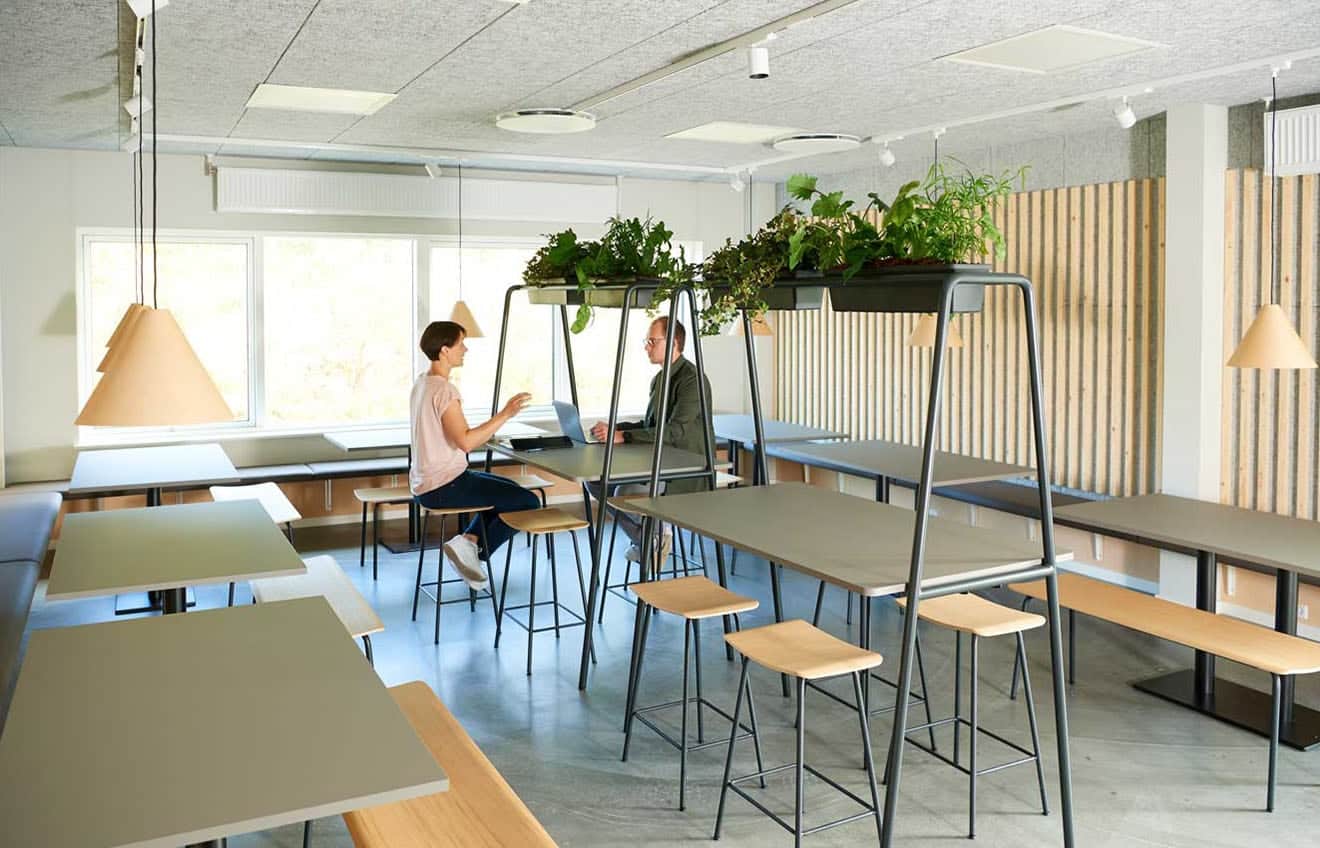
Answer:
[{"left": 523, "top": 216, "right": 695, "bottom": 332}]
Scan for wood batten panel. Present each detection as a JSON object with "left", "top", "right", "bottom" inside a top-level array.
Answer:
[
  {"left": 775, "top": 177, "right": 1165, "bottom": 496},
  {"left": 1222, "top": 169, "right": 1320, "bottom": 520}
]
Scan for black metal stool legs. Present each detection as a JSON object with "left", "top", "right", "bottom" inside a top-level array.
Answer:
[{"left": 1017, "top": 632, "right": 1050, "bottom": 816}]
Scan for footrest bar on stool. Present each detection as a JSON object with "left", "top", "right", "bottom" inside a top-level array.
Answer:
[
  {"left": 633, "top": 696, "right": 757, "bottom": 754},
  {"left": 501, "top": 601, "right": 586, "bottom": 633},
  {"left": 418, "top": 581, "right": 496, "bottom": 608},
  {"left": 903, "top": 716, "right": 1040, "bottom": 777},
  {"left": 803, "top": 677, "right": 929, "bottom": 716},
  {"left": 726, "top": 762, "right": 880, "bottom": 837}
]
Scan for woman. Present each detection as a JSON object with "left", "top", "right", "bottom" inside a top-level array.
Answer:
[{"left": 410, "top": 320, "right": 538, "bottom": 590}]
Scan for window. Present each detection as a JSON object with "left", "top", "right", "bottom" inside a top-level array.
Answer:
[
  {"left": 78, "top": 230, "right": 702, "bottom": 442},
  {"left": 263, "top": 236, "right": 413, "bottom": 426},
  {"left": 429, "top": 242, "right": 553, "bottom": 415},
  {"left": 82, "top": 236, "right": 251, "bottom": 422}
]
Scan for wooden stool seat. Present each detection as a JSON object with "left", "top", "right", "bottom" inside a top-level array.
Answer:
[
  {"left": 897, "top": 593, "right": 1045, "bottom": 639},
  {"left": 421, "top": 503, "right": 493, "bottom": 517},
  {"left": 343, "top": 682, "right": 557, "bottom": 848},
  {"left": 501, "top": 507, "right": 587, "bottom": 535},
  {"left": 726, "top": 619, "right": 883, "bottom": 680},
  {"left": 629, "top": 576, "right": 757, "bottom": 621},
  {"left": 509, "top": 474, "right": 554, "bottom": 491},
  {"left": 209, "top": 482, "right": 301, "bottom": 525},
  {"left": 353, "top": 486, "right": 412, "bottom": 505}
]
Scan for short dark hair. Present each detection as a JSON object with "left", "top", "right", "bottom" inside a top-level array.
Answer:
[
  {"left": 420, "top": 320, "right": 465, "bottom": 361},
  {"left": 651, "top": 317, "right": 686, "bottom": 352}
]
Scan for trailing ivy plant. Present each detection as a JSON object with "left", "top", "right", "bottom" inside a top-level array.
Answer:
[
  {"left": 698, "top": 207, "right": 809, "bottom": 333},
  {"left": 523, "top": 216, "right": 695, "bottom": 332}
]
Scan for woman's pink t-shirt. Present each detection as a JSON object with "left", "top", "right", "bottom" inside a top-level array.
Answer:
[{"left": 410, "top": 374, "right": 468, "bottom": 495}]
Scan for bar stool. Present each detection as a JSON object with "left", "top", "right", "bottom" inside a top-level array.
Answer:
[
  {"left": 494, "top": 507, "right": 593, "bottom": 675},
  {"left": 353, "top": 486, "right": 413, "bottom": 580},
  {"left": 895, "top": 593, "right": 1049, "bottom": 839},
  {"left": 716, "top": 619, "right": 884, "bottom": 846},
  {"left": 621, "top": 576, "right": 763, "bottom": 811},
  {"left": 412, "top": 504, "right": 495, "bottom": 645},
  {"left": 209, "top": 482, "right": 300, "bottom": 607},
  {"left": 508, "top": 473, "right": 553, "bottom": 547}
]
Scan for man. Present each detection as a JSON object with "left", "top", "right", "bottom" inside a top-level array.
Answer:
[{"left": 589, "top": 316, "right": 714, "bottom": 564}]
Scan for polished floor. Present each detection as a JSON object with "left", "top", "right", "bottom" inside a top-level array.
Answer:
[{"left": 26, "top": 519, "right": 1320, "bottom": 847}]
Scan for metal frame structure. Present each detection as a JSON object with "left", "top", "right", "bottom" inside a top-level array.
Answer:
[{"left": 488, "top": 281, "right": 722, "bottom": 691}]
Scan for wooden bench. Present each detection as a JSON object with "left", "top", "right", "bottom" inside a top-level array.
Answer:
[
  {"left": 343, "top": 681, "right": 557, "bottom": 847},
  {"left": 1011, "top": 572, "right": 1320, "bottom": 811}
]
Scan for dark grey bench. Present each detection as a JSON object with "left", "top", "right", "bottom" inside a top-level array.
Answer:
[{"left": 0, "top": 491, "right": 61, "bottom": 731}]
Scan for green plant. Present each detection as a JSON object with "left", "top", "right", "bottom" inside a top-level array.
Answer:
[
  {"left": 523, "top": 217, "right": 695, "bottom": 332},
  {"left": 784, "top": 174, "right": 879, "bottom": 278},
  {"left": 697, "top": 207, "right": 811, "bottom": 333},
  {"left": 870, "top": 160, "right": 1024, "bottom": 264}
]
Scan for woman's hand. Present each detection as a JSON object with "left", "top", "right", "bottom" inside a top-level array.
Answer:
[{"left": 500, "top": 392, "right": 532, "bottom": 419}]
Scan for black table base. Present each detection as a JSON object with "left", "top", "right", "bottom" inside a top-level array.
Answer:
[{"left": 1135, "top": 668, "right": 1320, "bottom": 751}]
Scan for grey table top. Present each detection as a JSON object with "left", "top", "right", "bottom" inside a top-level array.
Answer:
[
  {"left": 47, "top": 499, "right": 308, "bottom": 600},
  {"left": 628, "top": 482, "right": 1070, "bottom": 596},
  {"left": 326, "top": 421, "right": 547, "bottom": 452},
  {"left": 69, "top": 443, "right": 239, "bottom": 494},
  {"left": 712, "top": 414, "right": 847, "bottom": 446},
  {"left": 487, "top": 441, "right": 725, "bottom": 484},
  {"left": 0, "top": 598, "right": 448, "bottom": 847},
  {"left": 1056, "top": 493, "right": 1320, "bottom": 578},
  {"left": 766, "top": 439, "right": 1035, "bottom": 487}
]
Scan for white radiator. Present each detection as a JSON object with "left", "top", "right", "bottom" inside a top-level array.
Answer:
[
  {"left": 215, "top": 167, "right": 617, "bottom": 222},
  {"left": 1265, "top": 103, "right": 1320, "bottom": 177}
]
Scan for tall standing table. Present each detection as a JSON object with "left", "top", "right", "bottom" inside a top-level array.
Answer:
[
  {"left": 1055, "top": 493, "right": 1320, "bottom": 750},
  {"left": 712, "top": 414, "right": 847, "bottom": 485},
  {"left": 47, "top": 499, "right": 307, "bottom": 615},
  {"left": 0, "top": 598, "right": 448, "bottom": 847}
]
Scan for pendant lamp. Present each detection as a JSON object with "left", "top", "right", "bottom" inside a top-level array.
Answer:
[
  {"left": 448, "top": 165, "right": 484, "bottom": 337},
  {"left": 76, "top": 1, "right": 233, "bottom": 426},
  {"left": 907, "top": 314, "right": 965, "bottom": 348},
  {"left": 1227, "top": 70, "right": 1316, "bottom": 370}
]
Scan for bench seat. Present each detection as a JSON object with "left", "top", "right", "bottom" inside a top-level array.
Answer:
[
  {"left": 1012, "top": 571, "right": 1320, "bottom": 811},
  {"left": 343, "top": 681, "right": 556, "bottom": 847},
  {"left": 1012, "top": 573, "right": 1320, "bottom": 677}
]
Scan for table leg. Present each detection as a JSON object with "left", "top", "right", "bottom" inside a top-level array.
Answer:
[
  {"left": 1194, "top": 550, "right": 1217, "bottom": 698},
  {"left": 713, "top": 541, "right": 734, "bottom": 660},
  {"left": 875, "top": 475, "right": 890, "bottom": 504},
  {"left": 161, "top": 587, "right": 188, "bottom": 614},
  {"left": 1276, "top": 569, "right": 1299, "bottom": 724}
]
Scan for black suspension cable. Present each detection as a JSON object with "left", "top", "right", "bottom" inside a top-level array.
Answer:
[
  {"left": 457, "top": 164, "right": 464, "bottom": 298},
  {"left": 1270, "top": 73, "right": 1279, "bottom": 305},
  {"left": 151, "top": 0, "right": 158, "bottom": 308}
]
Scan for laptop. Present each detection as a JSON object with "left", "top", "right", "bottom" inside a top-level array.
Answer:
[{"left": 553, "top": 401, "right": 602, "bottom": 444}]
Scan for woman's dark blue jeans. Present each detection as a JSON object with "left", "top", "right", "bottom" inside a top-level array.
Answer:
[{"left": 415, "top": 471, "right": 540, "bottom": 558}]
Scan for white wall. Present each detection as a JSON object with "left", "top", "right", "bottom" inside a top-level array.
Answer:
[{"left": 0, "top": 147, "right": 772, "bottom": 483}]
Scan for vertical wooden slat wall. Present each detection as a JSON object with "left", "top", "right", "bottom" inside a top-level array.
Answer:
[
  {"left": 1222, "top": 169, "right": 1320, "bottom": 518},
  {"left": 774, "top": 176, "right": 1165, "bottom": 495}
]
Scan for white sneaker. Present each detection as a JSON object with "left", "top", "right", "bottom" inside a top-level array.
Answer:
[
  {"left": 624, "top": 544, "right": 643, "bottom": 563},
  {"left": 625, "top": 532, "right": 672, "bottom": 568},
  {"left": 443, "top": 535, "right": 488, "bottom": 591}
]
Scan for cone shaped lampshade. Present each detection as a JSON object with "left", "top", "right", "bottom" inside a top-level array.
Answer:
[
  {"left": 76, "top": 307, "right": 234, "bottom": 426},
  {"left": 734, "top": 315, "right": 773, "bottom": 337},
  {"left": 97, "top": 303, "right": 148, "bottom": 373},
  {"left": 907, "top": 314, "right": 965, "bottom": 348},
  {"left": 449, "top": 300, "right": 484, "bottom": 338},
  {"left": 1227, "top": 304, "right": 1317, "bottom": 369}
]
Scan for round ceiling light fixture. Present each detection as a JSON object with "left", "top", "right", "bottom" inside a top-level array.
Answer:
[
  {"left": 770, "top": 132, "right": 861, "bottom": 154},
  {"left": 495, "top": 108, "right": 597, "bottom": 134}
]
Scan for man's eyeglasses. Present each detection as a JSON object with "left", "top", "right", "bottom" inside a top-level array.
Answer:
[{"left": 643, "top": 337, "right": 668, "bottom": 348}]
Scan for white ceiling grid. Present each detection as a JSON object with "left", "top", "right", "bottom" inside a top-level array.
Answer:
[{"left": 0, "top": 0, "right": 1317, "bottom": 178}]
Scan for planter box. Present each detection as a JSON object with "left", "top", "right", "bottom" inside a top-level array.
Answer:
[
  {"left": 828, "top": 264, "right": 991, "bottom": 314},
  {"left": 525, "top": 278, "right": 661, "bottom": 309}
]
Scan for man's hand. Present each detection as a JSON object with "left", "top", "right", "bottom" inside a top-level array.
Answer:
[{"left": 590, "top": 421, "right": 626, "bottom": 444}]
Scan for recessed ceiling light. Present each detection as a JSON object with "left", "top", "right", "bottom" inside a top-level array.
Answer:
[
  {"left": 245, "top": 84, "right": 396, "bottom": 115},
  {"left": 940, "top": 25, "right": 1163, "bottom": 74},
  {"left": 667, "top": 121, "right": 801, "bottom": 145},
  {"left": 770, "top": 132, "right": 861, "bottom": 154},
  {"left": 495, "top": 108, "right": 596, "bottom": 134}
]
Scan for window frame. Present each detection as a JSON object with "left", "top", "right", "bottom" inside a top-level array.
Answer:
[{"left": 75, "top": 227, "right": 700, "bottom": 448}]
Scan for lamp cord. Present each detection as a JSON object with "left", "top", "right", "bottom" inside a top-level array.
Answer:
[
  {"left": 1270, "top": 73, "right": 1279, "bottom": 305},
  {"left": 151, "top": 0, "right": 158, "bottom": 309},
  {"left": 457, "top": 164, "right": 463, "bottom": 299}
]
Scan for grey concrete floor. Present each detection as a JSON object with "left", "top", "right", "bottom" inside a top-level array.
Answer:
[{"left": 26, "top": 520, "right": 1320, "bottom": 847}]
